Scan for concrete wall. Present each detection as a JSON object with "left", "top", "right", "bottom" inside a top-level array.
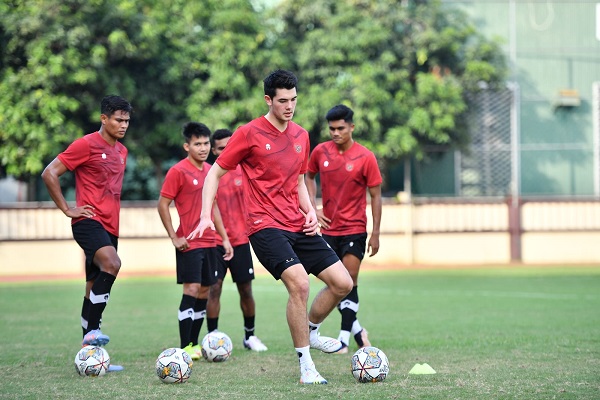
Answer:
[{"left": 1, "top": 200, "right": 599, "bottom": 279}]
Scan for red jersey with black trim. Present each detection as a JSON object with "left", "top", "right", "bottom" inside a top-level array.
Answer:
[
  {"left": 215, "top": 165, "right": 249, "bottom": 247},
  {"left": 215, "top": 116, "right": 310, "bottom": 236},
  {"left": 308, "top": 141, "right": 382, "bottom": 236},
  {"left": 57, "top": 131, "right": 127, "bottom": 237},
  {"left": 160, "top": 158, "right": 216, "bottom": 249}
]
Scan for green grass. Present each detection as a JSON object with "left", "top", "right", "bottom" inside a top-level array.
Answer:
[{"left": 1, "top": 267, "right": 600, "bottom": 399}]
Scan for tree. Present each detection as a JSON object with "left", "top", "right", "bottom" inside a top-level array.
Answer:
[
  {"left": 273, "top": 0, "right": 507, "bottom": 163},
  {"left": 0, "top": 0, "right": 273, "bottom": 199}
]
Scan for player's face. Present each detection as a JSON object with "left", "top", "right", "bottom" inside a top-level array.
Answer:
[
  {"left": 328, "top": 119, "right": 354, "bottom": 148},
  {"left": 101, "top": 110, "right": 130, "bottom": 142},
  {"left": 265, "top": 88, "right": 297, "bottom": 123},
  {"left": 185, "top": 135, "right": 211, "bottom": 164},
  {"left": 212, "top": 136, "right": 230, "bottom": 157}
]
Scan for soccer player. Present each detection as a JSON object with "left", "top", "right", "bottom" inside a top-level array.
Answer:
[
  {"left": 206, "top": 128, "right": 268, "bottom": 352},
  {"left": 306, "top": 104, "right": 383, "bottom": 354},
  {"left": 41, "top": 95, "right": 132, "bottom": 372},
  {"left": 188, "top": 69, "right": 353, "bottom": 384},
  {"left": 157, "top": 122, "right": 233, "bottom": 360}
]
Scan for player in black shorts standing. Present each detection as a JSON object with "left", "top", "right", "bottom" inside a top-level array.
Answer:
[
  {"left": 42, "top": 95, "right": 132, "bottom": 372},
  {"left": 157, "top": 122, "right": 233, "bottom": 360}
]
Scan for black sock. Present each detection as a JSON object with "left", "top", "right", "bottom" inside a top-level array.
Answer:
[
  {"left": 207, "top": 317, "right": 219, "bottom": 333},
  {"left": 244, "top": 316, "right": 255, "bottom": 340},
  {"left": 87, "top": 272, "right": 116, "bottom": 332},
  {"left": 81, "top": 296, "right": 91, "bottom": 337},
  {"left": 178, "top": 294, "right": 196, "bottom": 348},
  {"left": 190, "top": 298, "right": 207, "bottom": 346},
  {"left": 339, "top": 286, "right": 358, "bottom": 334}
]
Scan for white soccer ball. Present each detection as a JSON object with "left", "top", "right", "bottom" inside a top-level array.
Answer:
[
  {"left": 155, "top": 347, "right": 193, "bottom": 383},
  {"left": 351, "top": 346, "right": 390, "bottom": 383},
  {"left": 74, "top": 345, "right": 110, "bottom": 377},
  {"left": 201, "top": 331, "right": 233, "bottom": 362}
]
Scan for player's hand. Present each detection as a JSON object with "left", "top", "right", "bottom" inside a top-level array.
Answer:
[
  {"left": 316, "top": 209, "right": 331, "bottom": 230},
  {"left": 172, "top": 237, "right": 189, "bottom": 252},
  {"left": 222, "top": 240, "right": 234, "bottom": 261},
  {"left": 65, "top": 204, "right": 95, "bottom": 219},
  {"left": 187, "top": 216, "right": 214, "bottom": 240},
  {"left": 303, "top": 209, "right": 319, "bottom": 236},
  {"left": 368, "top": 234, "right": 380, "bottom": 257}
]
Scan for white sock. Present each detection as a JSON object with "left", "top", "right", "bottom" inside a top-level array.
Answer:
[
  {"left": 351, "top": 320, "right": 363, "bottom": 335},
  {"left": 308, "top": 321, "right": 321, "bottom": 341},
  {"left": 338, "top": 330, "right": 351, "bottom": 346},
  {"left": 295, "top": 345, "right": 312, "bottom": 365}
]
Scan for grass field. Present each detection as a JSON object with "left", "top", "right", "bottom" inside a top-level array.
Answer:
[{"left": 1, "top": 266, "right": 599, "bottom": 399}]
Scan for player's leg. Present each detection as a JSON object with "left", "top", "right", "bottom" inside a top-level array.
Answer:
[
  {"left": 188, "top": 247, "right": 217, "bottom": 357},
  {"left": 206, "top": 278, "right": 223, "bottom": 332},
  {"left": 280, "top": 264, "right": 326, "bottom": 383},
  {"left": 231, "top": 243, "right": 267, "bottom": 351},
  {"left": 249, "top": 228, "right": 325, "bottom": 383},
  {"left": 207, "top": 244, "right": 227, "bottom": 332},
  {"left": 337, "top": 253, "right": 363, "bottom": 352},
  {"left": 176, "top": 248, "right": 204, "bottom": 359}
]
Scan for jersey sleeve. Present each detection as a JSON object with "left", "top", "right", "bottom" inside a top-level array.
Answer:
[
  {"left": 307, "top": 144, "right": 321, "bottom": 174},
  {"left": 57, "top": 137, "right": 90, "bottom": 171},
  {"left": 364, "top": 152, "right": 383, "bottom": 187},
  {"left": 159, "top": 167, "right": 182, "bottom": 200},
  {"left": 215, "top": 127, "right": 250, "bottom": 171},
  {"left": 299, "top": 132, "right": 310, "bottom": 175}
]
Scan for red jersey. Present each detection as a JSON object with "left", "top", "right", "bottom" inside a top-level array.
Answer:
[
  {"left": 58, "top": 131, "right": 127, "bottom": 237},
  {"left": 308, "top": 141, "right": 382, "bottom": 236},
  {"left": 215, "top": 165, "right": 249, "bottom": 247},
  {"left": 215, "top": 116, "right": 310, "bottom": 236},
  {"left": 160, "top": 158, "right": 216, "bottom": 249}
]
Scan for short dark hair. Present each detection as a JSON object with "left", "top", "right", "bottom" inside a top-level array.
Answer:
[
  {"left": 182, "top": 122, "right": 211, "bottom": 143},
  {"left": 101, "top": 95, "right": 132, "bottom": 116},
  {"left": 263, "top": 69, "right": 298, "bottom": 99},
  {"left": 211, "top": 128, "right": 233, "bottom": 147},
  {"left": 326, "top": 104, "right": 354, "bottom": 123}
]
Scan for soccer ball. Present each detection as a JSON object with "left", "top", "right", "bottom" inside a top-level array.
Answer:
[
  {"left": 201, "top": 331, "right": 233, "bottom": 362},
  {"left": 155, "top": 347, "right": 193, "bottom": 383},
  {"left": 74, "top": 345, "right": 110, "bottom": 377},
  {"left": 351, "top": 346, "right": 390, "bottom": 383}
]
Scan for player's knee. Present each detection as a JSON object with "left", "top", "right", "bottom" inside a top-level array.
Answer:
[
  {"left": 334, "top": 274, "right": 353, "bottom": 298},
  {"left": 102, "top": 258, "right": 121, "bottom": 276}
]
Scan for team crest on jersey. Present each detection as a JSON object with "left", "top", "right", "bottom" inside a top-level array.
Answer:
[
  {"left": 120, "top": 157, "right": 124, "bottom": 164},
  {"left": 346, "top": 163, "right": 354, "bottom": 171},
  {"left": 295, "top": 144, "right": 302, "bottom": 153},
  {"left": 193, "top": 179, "right": 198, "bottom": 185},
  {"left": 101, "top": 153, "right": 107, "bottom": 159},
  {"left": 266, "top": 144, "right": 271, "bottom": 150},
  {"left": 234, "top": 178, "right": 242, "bottom": 186},
  {"left": 324, "top": 161, "right": 329, "bottom": 167}
]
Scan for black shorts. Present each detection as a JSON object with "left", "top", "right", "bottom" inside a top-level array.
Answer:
[
  {"left": 215, "top": 243, "right": 255, "bottom": 283},
  {"left": 72, "top": 219, "right": 118, "bottom": 282},
  {"left": 249, "top": 228, "right": 339, "bottom": 280},
  {"left": 322, "top": 233, "right": 368, "bottom": 262},
  {"left": 176, "top": 247, "right": 218, "bottom": 286}
]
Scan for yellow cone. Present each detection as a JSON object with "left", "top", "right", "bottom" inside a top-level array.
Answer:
[{"left": 408, "top": 363, "right": 436, "bottom": 374}]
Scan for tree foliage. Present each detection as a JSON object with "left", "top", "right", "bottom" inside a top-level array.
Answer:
[
  {"left": 274, "top": 0, "right": 506, "bottom": 160},
  {"left": 0, "top": 0, "right": 506, "bottom": 198}
]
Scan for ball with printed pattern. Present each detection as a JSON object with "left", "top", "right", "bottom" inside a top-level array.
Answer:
[
  {"left": 74, "top": 345, "right": 110, "bottom": 377},
  {"left": 155, "top": 347, "right": 193, "bottom": 383},
  {"left": 351, "top": 346, "right": 390, "bottom": 383},
  {"left": 201, "top": 331, "right": 233, "bottom": 362}
]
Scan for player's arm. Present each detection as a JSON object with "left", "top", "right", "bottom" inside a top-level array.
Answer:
[
  {"left": 367, "top": 184, "right": 382, "bottom": 257},
  {"left": 298, "top": 174, "right": 318, "bottom": 236},
  {"left": 187, "top": 163, "right": 229, "bottom": 239},
  {"left": 212, "top": 204, "right": 234, "bottom": 261},
  {"left": 306, "top": 171, "right": 331, "bottom": 230},
  {"left": 157, "top": 195, "right": 188, "bottom": 251},
  {"left": 41, "top": 157, "right": 95, "bottom": 219}
]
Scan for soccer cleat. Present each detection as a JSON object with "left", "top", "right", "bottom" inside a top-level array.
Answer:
[
  {"left": 191, "top": 344, "right": 203, "bottom": 359},
  {"left": 299, "top": 362, "right": 328, "bottom": 384},
  {"left": 183, "top": 343, "right": 200, "bottom": 360},
  {"left": 334, "top": 344, "right": 349, "bottom": 354},
  {"left": 82, "top": 329, "right": 110, "bottom": 347},
  {"left": 309, "top": 333, "right": 343, "bottom": 353},
  {"left": 356, "top": 329, "right": 371, "bottom": 348},
  {"left": 243, "top": 336, "right": 268, "bottom": 352},
  {"left": 107, "top": 364, "right": 124, "bottom": 372}
]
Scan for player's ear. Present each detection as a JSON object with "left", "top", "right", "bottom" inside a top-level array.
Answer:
[{"left": 264, "top": 95, "right": 272, "bottom": 106}]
